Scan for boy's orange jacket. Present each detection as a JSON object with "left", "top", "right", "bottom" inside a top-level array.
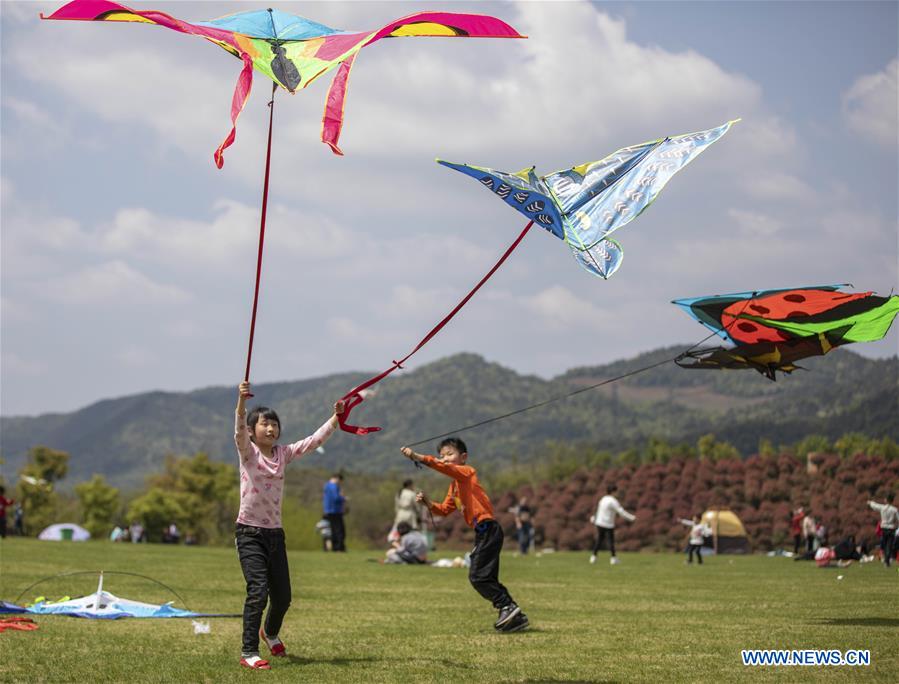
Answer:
[{"left": 421, "top": 456, "right": 495, "bottom": 528}]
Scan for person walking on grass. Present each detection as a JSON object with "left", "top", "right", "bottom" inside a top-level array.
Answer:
[
  {"left": 323, "top": 473, "right": 347, "bottom": 552},
  {"left": 235, "top": 380, "right": 344, "bottom": 670},
  {"left": 0, "top": 487, "right": 14, "bottom": 539},
  {"left": 589, "top": 484, "right": 635, "bottom": 565},
  {"left": 394, "top": 479, "right": 419, "bottom": 531},
  {"left": 678, "top": 514, "right": 711, "bottom": 565},
  {"left": 790, "top": 507, "right": 804, "bottom": 555},
  {"left": 801, "top": 510, "right": 816, "bottom": 554},
  {"left": 867, "top": 493, "right": 898, "bottom": 567},
  {"left": 401, "top": 438, "right": 529, "bottom": 633}
]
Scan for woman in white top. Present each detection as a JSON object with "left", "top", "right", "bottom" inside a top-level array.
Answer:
[
  {"left": 589, "top": 484, "right": 635, "bottom": 565},
  {"left": 394, "top": 479, "right": 419, "bottom": 529}
]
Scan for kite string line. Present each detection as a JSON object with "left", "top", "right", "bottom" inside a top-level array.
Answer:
[
  {"left": 338, "top": 221, "right": 535, "bottom": 434},
  {"left": 406, "top": 323, "right": 732, "bottom": 449},
  {"left": 243, "top": 83, "right": 279, "bottom": 389}
]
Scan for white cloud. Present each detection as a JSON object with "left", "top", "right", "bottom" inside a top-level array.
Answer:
[
  {"left": 39, "top": 260, "right": 190, "bottom": 305},
  {"left": 727, "top": 209, "right": 784, "bottom": 237},
  {"left": 843, "top": 59, "right": 898, "bottom": 145}
]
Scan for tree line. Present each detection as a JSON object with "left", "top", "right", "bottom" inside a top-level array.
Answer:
[{"left": 3, "top": 431, "right": 897, "bottom": 550}]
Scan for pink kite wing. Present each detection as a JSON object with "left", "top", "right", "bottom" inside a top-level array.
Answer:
[{"left": 42, "top": 1, "right": 525, "bottom": 164}]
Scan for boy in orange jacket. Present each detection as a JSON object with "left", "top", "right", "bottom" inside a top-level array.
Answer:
[{"left": 401, "top": 437, "right": 528, "bottom": 632}]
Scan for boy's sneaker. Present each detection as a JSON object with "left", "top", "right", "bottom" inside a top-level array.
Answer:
[
  {"left": 610, "top": 556, "right": 621, "bottom": 565},
  {"left": 259, "top": 628, "right": 286, "bottom": 657},
  {"left": 589, "top": 554, "right": 596, "bottom": 564},
  {"left": 239, "top": 656, "right": 271, "bottom": 670},
  {"left": 494, "top": 603, "right": 522, "bottom": 629},
  {"left": 499, "top": 611, "right": 530, "bottom": 633}
]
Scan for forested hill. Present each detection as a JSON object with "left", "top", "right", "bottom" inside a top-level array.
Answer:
[{"left": 1, "top": 347, "right": 897, "bottom": 487}]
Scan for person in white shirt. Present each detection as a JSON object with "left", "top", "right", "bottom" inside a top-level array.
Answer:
[
  {"left": 589, "top": 484, "right": 635, "bottom": 565},
  {"left": 679, "top": 515, "right": 711, "bottom": 565},
  {"left": 868, "top": 493, "right": 898, "bottom": 567},
  {"left": 801, "top": 512, "right": 817, "bottom": 553}
]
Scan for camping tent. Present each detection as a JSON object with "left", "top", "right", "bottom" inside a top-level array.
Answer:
[
  {"left": 38, "top": 523, "right": 90, "bottom": 542},
  {"left": 702, "top": 509, "right": 749, "bottom": 554}
]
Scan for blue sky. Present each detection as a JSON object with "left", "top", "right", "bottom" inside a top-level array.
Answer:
[{"left": 2, "top": 1, "right": 897, "bottom": 417}]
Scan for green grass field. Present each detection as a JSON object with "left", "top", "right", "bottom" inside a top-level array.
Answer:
[{"left": 1, "top": 538, "right": 896, "bottom": 682}]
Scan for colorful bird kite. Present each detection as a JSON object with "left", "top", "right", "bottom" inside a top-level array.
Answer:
[
  {"left": 438, "top": 120, "right": 738, "bottom": 278},
  {"left": 42, "top": 1, "right": 524, "bottom": 165},
  {"left": 336, "top": 121, "right": 738, "bottom": 433},
  {"left": 673, "top": 285, "right": 899, "bottom": 379}
]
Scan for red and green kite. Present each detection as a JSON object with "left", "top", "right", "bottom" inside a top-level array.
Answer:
[{"left": 673, "top": 285, "right": 899, "bottom": 379}]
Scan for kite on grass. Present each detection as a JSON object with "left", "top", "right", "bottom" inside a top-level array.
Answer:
[
  {"left": 673, "top": 285, "right": 899, "bottom": 379},
  {"left": 438, "top": 120, "right": 738, "bottom": 279},
  {"left": 42, "top": 1, "right": 525, "bottom": 164}
]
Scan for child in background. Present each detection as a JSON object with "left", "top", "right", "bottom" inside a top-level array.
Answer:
[
  {"left": 678, "top": 514, "right": 711, "bottom": 564},
  {"left": 235, "top": 381, "right": 344, "bottom": 670},
  {"left": 401, "top": 438, "right": 529, "bottom": 633}
]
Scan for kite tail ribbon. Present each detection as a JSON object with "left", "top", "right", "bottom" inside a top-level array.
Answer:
[
  {"left": 214, "top": 53, "right": 255, "bottom": 168},
  {"left": 338, "top": 221, "right": 534, "bottom": 435},
  {"left": 321, "top": 55, "right": 356, "bottom": 156}
]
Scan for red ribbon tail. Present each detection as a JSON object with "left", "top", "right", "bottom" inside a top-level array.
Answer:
[{"left": 337, "top": 391, "right": 382, "bottom": 435}]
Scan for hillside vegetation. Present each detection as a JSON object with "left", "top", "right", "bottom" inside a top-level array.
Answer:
[{"left": 1, "top": 347, "right": 896, "bottom": 487}]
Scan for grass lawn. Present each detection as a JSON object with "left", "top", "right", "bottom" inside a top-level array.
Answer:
[{"left": 1, "top": 538, "right": 896, "bottom": 682}]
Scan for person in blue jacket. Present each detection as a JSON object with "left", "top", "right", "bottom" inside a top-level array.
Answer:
[{"left": 323, "top": 473, "right": 347, "bottom": 552}]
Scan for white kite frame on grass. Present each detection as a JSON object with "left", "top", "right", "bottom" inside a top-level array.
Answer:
[{"left": 2, "top": 571, "right": 240, "bottom": 619}]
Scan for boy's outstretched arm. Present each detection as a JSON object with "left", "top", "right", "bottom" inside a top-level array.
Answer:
[{"left": 401, "top": 446, "right": 424, "bottom": 463}]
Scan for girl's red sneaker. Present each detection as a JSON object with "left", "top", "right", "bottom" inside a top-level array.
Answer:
[
  {"left": 239, "top": 657, "right": 271, "bottom": 670},
  {"left": 259, "top": 628, "right": 286, "bottom": 657}
]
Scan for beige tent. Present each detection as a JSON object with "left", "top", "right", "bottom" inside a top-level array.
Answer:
[{"left": 702, "top": 509, "right": 749, "bottom": 554}]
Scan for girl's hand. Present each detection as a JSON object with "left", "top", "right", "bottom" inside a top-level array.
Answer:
[
  {"left": 415, "top": 491, "right": 431, "bottom": 506},
  {"left": 239, "top": 381, "right": 252, "bottom": 398},
  {"left": 400, "top": 446, "right": 418, "bottom": 461},
  {"left": 333, "top": 399, "right": 346, "bottom": 415}
]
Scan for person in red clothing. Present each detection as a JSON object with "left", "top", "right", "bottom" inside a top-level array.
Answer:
[
  {"left": 790, "top": 507, "right": 804, "bottom": 555},
  {"left": 401, "top": 437, "right": 528, "bottom": 633},
  {"left": 0, "top": 487, "right": 14, "bottom": 539}
]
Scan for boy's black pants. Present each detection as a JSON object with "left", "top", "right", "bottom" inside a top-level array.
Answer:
[
  {"left": 236, "top": 524, "right": 291, "bottom": 656},
  {"left": 469, "top": 520, "right": 514, "bottom": 609}
]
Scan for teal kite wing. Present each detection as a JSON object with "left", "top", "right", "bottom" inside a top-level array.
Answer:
[{"left": 438, "top": 120, "right": 738, "bottom": 279}]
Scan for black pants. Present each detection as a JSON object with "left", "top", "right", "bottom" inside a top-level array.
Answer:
[
  {"left": 235, "top": 525, "right": 291, "bottom": 656},
  {"left": 806, "top": 536, "right": 814, "bottom": 554},
  {"left": 793, "top": 534, "right": 801, "bottom": 555},
  {"left": 881, "top": 528, "right": 896, "bottom": 566},
  {"left": 592, "top": 526, "right": 616, "bottom": 556},
  {"left": 0, "top": 516, "right": 6, "bottom": 539},
  {"left": 688, "top": 543, "right": 703, "bottom": 564},
  {"left": 518, "top": 522, "right": 532, "bottom": 554},
  {"left": 468, "top": 520, "right": 514, "bottom": 610},
  {"left": 325, "top": 513, "right": 346, "bottom": 551}
]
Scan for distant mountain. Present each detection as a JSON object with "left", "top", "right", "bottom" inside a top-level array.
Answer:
[{"left": 1, "top": 348, "right": 897, "bottom": 487}]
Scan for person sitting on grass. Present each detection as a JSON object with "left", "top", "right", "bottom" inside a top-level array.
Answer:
[
  {"left": 401, "top": 438, "right": 529, "bottom": 633},
  {"left": 235, "top": 380, "right": 345, "bottom": 670},
  {"left": 385, "top": 521, "right": 429, "bottom": 564},
  {"left": 678, "top": 514, "right": 710, "bottom": 565}
]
